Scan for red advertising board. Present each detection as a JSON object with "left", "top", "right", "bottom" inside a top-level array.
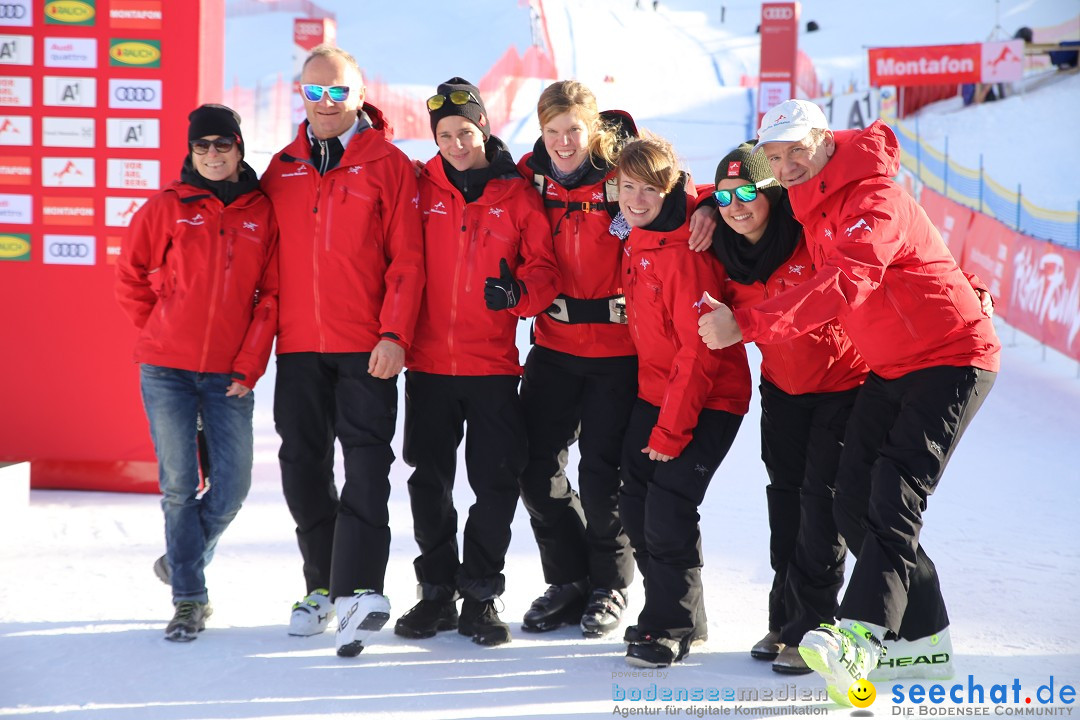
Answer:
[
  {"left": 868, "top": 40, "right": 1024, "bottom": 87},
  {"left": 918, "top": 187, "right": 974, "bottom": 261},
  {"left": 758, "top": 2, "right": 799, "bottom": 121},
  {"left": 1008, "top": 235, "right": 1080, "bottom": 359},
  {"left": 0, "top": 0, "right": 225, "bottom": 492},
  {"left": 960, "top": 212, "right": 1016, "bottom": 317}
]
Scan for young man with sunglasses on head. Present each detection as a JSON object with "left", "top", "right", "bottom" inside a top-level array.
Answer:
[
  {"left": 260, "top": 44, "right": 424, "bottom": 658},
  {"left": 699, "top": 100, "right": 1000, "bottom": 704},
  {"left": 116, "top": 104, "right": 279, "bottom": 642}
]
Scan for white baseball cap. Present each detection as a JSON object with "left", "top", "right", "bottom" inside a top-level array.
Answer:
[{"left": 753, "top": 99, "right": 830, "bottom": 152}]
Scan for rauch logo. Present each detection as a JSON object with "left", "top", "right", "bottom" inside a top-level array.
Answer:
[
  {"left": 44, "top": 0, "right": 95, "bottom": 25},
  {"left": 0, "top": 233, "right": 30, "bottom": 261},
  {"left": 109, "top": 39, "right": 160, "bottom": 67}
]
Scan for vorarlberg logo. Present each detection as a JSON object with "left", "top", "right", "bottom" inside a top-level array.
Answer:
[
  {"left": 109, "top": 38, "right": 160, "bottom": 67},
  {"left": 0, "top": 232, "right": 30, "bottom": 261},
  {"left": 44, "top": 0, "right": 94, "bottom": 25}
]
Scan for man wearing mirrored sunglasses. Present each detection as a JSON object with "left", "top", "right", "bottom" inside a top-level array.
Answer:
[
  {"left": 261, "top": 44, "right": 424, "bottom": 659},
  {"left": 698, "top": 99, "right": 1000, "bottom": 704}
]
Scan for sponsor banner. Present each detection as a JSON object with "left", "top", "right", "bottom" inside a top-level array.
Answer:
[
  {"left": 106, "top": 117, "right": 159, "bottom": 148},
  {"left": 105, "top": 234, "right": 122, "bottom": 264},
  {"left": 982, "top": 39, "right": 1024, "bottom": 84},
  {"left": 106, "top": 157, "right": 159, "bottom": 189},
  {"left": 0, "top": 34, "right": 32, "bottom": 65},
  {"left": 0, "top": 115, "right": 31, "bottom": 145},
  {"left": 293, "top": 17, "right": 335, "bottom": 52},
  {"left": 108, "top": 78, "right": 161, "bottom": 109},
  {"left": 109, "top": 0, "right": 162, "bottom": 30},
  {"left": 869, "top": 41, "right": 1024, "bottom": 87},
  {"left": 0, "top": 76, "right": 31, "bottom": 107},
  {"left": 0, "top": 1, "right": 32, "bottom": 27},
  {"left": 42, "top": 156, "right": 94, "bottom": 187},
  {"left": 105, "top": 195, "right": 146, "bottom": 226},
  {"left": 44, "top": 36, "right": 97, "bottom": 68},
  {"left": 109, "top": 38, "right": 160, "bottom": 68},
  {"left": 42, "top": 116, "right": 95, "bottom": 148},
  {"left": 44, "top": 0, "right": 96, "bottom": 26},
  {"left": 0, "top": 232, "right": 30, "bottom": 261},
  {"left": 960, "top": 212, "right": 1016, "bottom": 317},
  {"left": 918, "top": 187, "right": 974, "bottom": 261},
  {"left": 43, "top": 233, "right": 95, "bottom": 265},
  {"left": 43, "top": 76, "right": 97, "bottom": 107},
  {"left": 0, "top": 192, "right": 32, "bottom": 223},
  {"left": 1008, "top": 235, "right": 1080, "bottom": 361},
  {"left": 758, "top": 2, "right": 799, "bottom": 119},
  {"left": 0, "top": 154, "right": 30, "bottom": 185},
  {"left": 815, "top": 89, "right": 881, "bottom": 131},
  {"left": 42, "top": 195, "right": 94, "bottom": 226}
]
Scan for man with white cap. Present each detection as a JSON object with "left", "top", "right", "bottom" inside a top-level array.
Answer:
[{"left": 698, "top": 99, "right": 1000, "bottom": 705}]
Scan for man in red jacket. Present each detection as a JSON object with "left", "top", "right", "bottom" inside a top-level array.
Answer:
[
  {"left": 260, "top": 45, "right": 424, "bottom": 658},
  {"left": 699, "top": 100, "right": 1000, "bottom": 705}
]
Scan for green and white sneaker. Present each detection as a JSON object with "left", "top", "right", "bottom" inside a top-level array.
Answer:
[
  {"left": 799, "top": 620, "right": 884, "bottom": 707},
  {"left": 288, "top": 588, "right": 334, "bottom": 637},
  {"left": 870, "top": 626, "right": 953, "bottom": 680}
]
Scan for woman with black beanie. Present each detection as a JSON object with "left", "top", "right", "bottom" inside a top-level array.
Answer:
[
  {"left": 707, "top": 141, "right": 867, "bottom": 674},
  {"left": 116, "top": 104, "right": 279, "bottom": 642}
]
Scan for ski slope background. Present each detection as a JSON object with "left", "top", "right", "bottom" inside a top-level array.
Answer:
[{"left": 3, "top": 1, "right": 1079, "bottom": 719}]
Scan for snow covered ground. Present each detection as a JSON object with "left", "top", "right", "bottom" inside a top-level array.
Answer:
[{"left": 3, "top": 1, "right": 1079, "bottom": 718}]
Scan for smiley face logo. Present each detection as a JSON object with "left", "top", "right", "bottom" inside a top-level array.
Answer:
[{"left": 848, "top": 678, "right": 876, "bottom": 708}]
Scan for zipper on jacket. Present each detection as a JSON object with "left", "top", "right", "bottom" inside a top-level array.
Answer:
[
  {"left": 312, "top": 178, "right": 326, "bottom": 351},
  {"left": 199, "top": 208, "right": 225, "bottom": 372}
]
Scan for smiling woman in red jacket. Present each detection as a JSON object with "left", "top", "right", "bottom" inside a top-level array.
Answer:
[
  {"left": 614, "top": 135, "right": 750, "bottom": 669},
  {"left": 393, "top": 78, "right": 559, "bottom": 648},
  {"left": 115, "top": 104, "right": 278, "bottom": 644}
]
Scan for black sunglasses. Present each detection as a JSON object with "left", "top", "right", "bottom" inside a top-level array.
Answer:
[{"left": 191, "top": 137, "right": 237, "bottom": 155}]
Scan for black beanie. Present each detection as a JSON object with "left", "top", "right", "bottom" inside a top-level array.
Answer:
[
  {"left": 188, "top": 104, "right": 244, "bottom": 157},
  {"left": 428, "top": 77, "right": 489, "bottom": 141},
  {"left": 715, "top": 140, "right": 780, "bottom": 205}
]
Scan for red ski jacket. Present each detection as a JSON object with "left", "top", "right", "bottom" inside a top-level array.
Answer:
[
  {"left": 518, "top": 152, "right": 636, "bottom": 358},
  {"left": 116, "top": 180, "right": 279, "bottom": 388},
  {"left": 624, "top": 190, "right": 750, "bottom": 457},
  {"left": 733, "top": 121, "right": 1000, "bottom": 379},
  {"left": 261, "top": 105, "right": 424, "bottom": 355},
  {"left": 724, "top": 238, "right": 868, "bottom": 395},
  {"left": 408, "top": 150, "right": 560, "bottom": 376}
]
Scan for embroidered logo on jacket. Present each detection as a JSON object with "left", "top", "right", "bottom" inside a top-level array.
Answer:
[
  {"left": 546, "top": 183, "right": 559, "bottom": 197},
  {"left": 348, "top": 165, "right": 362, "bottom": 174},
  {"left": 427, "top": 201, "right": 447, "bottom": 215},
  {"left": 824, "top": 228, "right": 833, "bottom": 240},
  {"left": 788, "top": 264, "right": 805, "bottom": 275},
  {"left": 592, "top": 191, "right": 604, "bottom": 201},
  {"left": 639, "top": 258, "right": 650, "bottom": 270},
  {"left": 243, "top": 221, "right": 258, "bottom": 231},
  {"left": 176, "top": 213, "right": 204, "bottom": 226},
  {"left": 845, "top": 218, "right": 871, "bottom": 236},
  {"left": 280, "top": 166, "right": 308, "bottom": 178},
  {"left": 488, "top": 207, "right": 504, "bottom": 217}
]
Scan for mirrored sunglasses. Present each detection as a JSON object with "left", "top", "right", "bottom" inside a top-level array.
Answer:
[
  {"left": 426, "top": 90, "right": 476, "bottom": 112},
  {"left": 713, "top": 184, "right": 758, "bottom": 207},
  {"left": 191, "top": 137, "right": 237, "bottom": 155},
  {"left": 301, "top": 84, "right": 350, "bottom": 103}
]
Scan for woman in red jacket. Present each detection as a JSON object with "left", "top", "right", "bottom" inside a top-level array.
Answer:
[
  {"left": 615, "top": 135, "right": 750, "bottom": 668},
  {"left": 115, "top": 105, "right": 279, "bottom": 643},
  {"left": 393, "top": 79, "right": 559, "bottom": 647},
  {"left": 708, "top": 141, "right": 867, "bottom": 674}
]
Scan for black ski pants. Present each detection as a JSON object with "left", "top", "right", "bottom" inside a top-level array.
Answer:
[
  {"left": 518, "top": 346, "right": 638, "bottom": 590},
  {"left": 402, "top": 371, "right": 526, "bottom": 601},
  {"left": 274, "top": 352, "right": 397, "bottom": 600},
  {"left": 835, "top": 366, "right": 995, "bottom": 639},
  {"left": 759, "top": 378, "right": 857, "bottom": 646},
  {"left": 619, "top": 399, "right": 742, "bottom": 641}
]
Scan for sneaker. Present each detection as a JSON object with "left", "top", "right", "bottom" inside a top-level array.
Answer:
[
  {"left": 870, "top": 626, "right": 954, "bottom": 681},
  {"left": 153, "top": 555, "right": 170, "bottom": 586},
  {"left": 164, "top": 600, "right": 212, "bottom": 642},
  {"left": 521, "top": 581, "right": 588, "bottom": 633},
  {"left": 624, "top": 624, "right": 708, "bottom": 647},
  {"left": 394, "top": 599, "right": 459, "bottom": 639},
  {"left": 459, "top": 598, "right": 511, "bottom": 646},
  {"left": 750, "top": 629, "right": 783, "bottom": 660},
  {"left": 626, "top": 633, "right": 688, "bottom": 669},
  {"left": 799, "top": 621, "right": 884, "bottom": 707},
  {"left": 335, "top": 590, "right": 391, "bottom": 657},
  {"left": 772, "top": 644, "right": 813, "bottom": 675},
  {"left": 580, "top": 588, "right": 628, "bottom": 638},
  {"left": 288, "top": 589, "right": 334, "bottom": 637}
]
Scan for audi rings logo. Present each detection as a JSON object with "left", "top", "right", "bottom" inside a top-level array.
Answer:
[
  {"left": 762, "top": 6, "right": 794, "bottom": 20},
  {"left": 114, "top": 86, "right": 155, "bottom": 102},
  {"left": 0, "top": 5, "right": 29, "bottom": 20},
  {"left": 49, "top": 242, "right": 90, "bottom": 258}
]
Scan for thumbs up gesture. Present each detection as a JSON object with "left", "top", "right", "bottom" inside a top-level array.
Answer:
[
  {"left": 697, "top": 292, "right": 742, "bottom": 349},
  {"left": 484, "top": 258, "right": 522, "bottom": 311}
]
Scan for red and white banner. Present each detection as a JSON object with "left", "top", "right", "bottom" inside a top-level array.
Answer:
[
  {"left": 869, "top": 40, "right": 1024, "bottom": 87},
  {"left": 758, "top": 2, "right": 799, "bottom": 118}
]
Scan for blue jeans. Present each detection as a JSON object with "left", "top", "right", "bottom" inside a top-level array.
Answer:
[{"left": 140, "top": 364, "right": 254, "bottom": 604}]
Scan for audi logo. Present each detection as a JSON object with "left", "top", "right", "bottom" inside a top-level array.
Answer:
[
  {"left": 763, "top": 7, "right": 794, "bottom": 19},
  {"left": 0, "top": 5, "right": 28, "bottom": 19},
  {"left": 49, "top": 243, "right": 90, "bottom": 258},
  {"left": 114, "top": 86, "right": 156, "bottom": 101}
]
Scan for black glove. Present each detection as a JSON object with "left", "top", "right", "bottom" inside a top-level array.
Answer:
[{"left": 484, "top": 258, "right": 522, "bottom": 310}]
